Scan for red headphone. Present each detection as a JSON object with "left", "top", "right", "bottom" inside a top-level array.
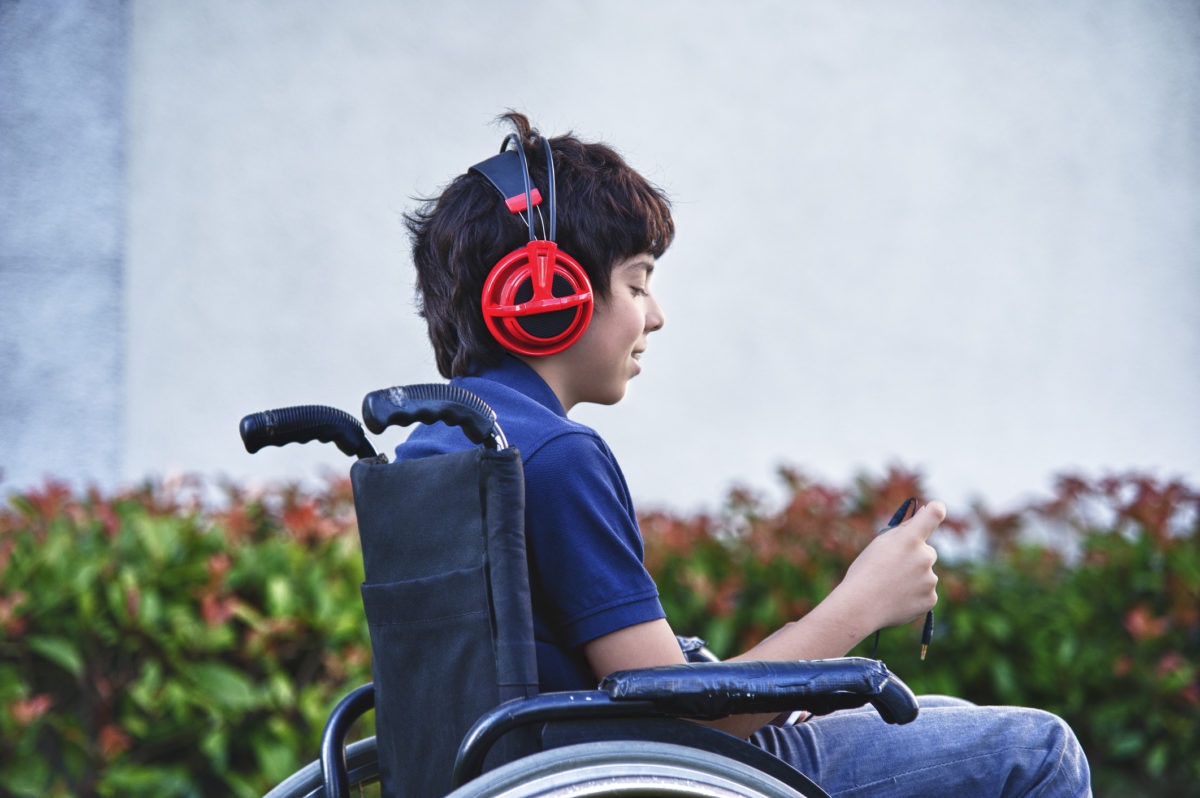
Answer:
[{"left": 470, "top": 135, "right": 593, "bottom": 357}]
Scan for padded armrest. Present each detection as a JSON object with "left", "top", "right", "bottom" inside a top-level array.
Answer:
[
  {"left": 599, "top": 656, "right": 918, "bottom": 725},
  {"left": 453, "top": 659, "right": 916, "bottom": 786}
]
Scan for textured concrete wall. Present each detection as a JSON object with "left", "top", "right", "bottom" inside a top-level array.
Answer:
[
  {"left": 1, "top": 1, "right": 126, "bottom": 491},
  {"left": 5, "top": 1, "right": 1199, "bottom": 516}
]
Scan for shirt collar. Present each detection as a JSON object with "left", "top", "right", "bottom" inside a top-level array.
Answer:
[{"left": 469, "top": 355, "right": 567, "bottom": 418}]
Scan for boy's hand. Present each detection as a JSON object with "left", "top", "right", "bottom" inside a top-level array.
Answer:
[{"left": 837, "top": 501, "right": 944, "bottom": 632}]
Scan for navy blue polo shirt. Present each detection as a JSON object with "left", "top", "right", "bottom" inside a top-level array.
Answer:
[{"left": 394, "top": 357, "right": 666, "bottom": 691}]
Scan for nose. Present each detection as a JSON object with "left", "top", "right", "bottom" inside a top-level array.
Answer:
[{"left": 645, "top": 292, "right": 665, "bottom": 333}]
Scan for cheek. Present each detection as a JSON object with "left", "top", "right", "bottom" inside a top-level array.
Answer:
[
  {"left": 613, "top": 301, "right": 644, "bottom": 336},
  {"left": 580, "top": 298, "right": 643, "bottom": 357}
]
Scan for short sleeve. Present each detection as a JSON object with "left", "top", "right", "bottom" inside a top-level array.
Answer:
[{"left": 521, "top": 431, "right": 665, "bottom": 649}]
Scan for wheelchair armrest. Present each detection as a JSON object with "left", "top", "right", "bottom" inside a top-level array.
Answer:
[
  {"left": 600, "top": 656, "right": 919, "bottom": 725},
  {"left": 453, "top": 658, "right": 917, "bottom": 787}
]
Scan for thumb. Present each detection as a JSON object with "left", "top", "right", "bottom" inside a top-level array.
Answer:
[{"left": 908, "top": 501, "right": 946, "bottom": 540}]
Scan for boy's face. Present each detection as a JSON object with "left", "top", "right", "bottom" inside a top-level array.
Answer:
[{"left": 534, "top": 253, "right": 664, "bottom": 411}]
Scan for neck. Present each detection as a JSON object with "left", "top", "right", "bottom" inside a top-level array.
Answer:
[{"left": 517, "top": 355, "right": 577, "bottom": 413}]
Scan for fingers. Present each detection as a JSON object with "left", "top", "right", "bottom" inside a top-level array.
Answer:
[
  {"left": 840, "top": 501, "right": 947, "bottom": 630},
  {"left": 895, "top": 502, "right": 943, "bottom": 620}
]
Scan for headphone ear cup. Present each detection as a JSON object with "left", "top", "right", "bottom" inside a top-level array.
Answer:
[
  {"left": 482, "top": 241, "right": 593, "bottom": 357},
  {"left": 512, "top": 271, "right": 582, "bottom": 339}
]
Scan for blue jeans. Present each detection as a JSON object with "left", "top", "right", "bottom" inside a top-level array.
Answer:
[{"left": 750, "top": 696, "right": 1091, "bottom": 797}]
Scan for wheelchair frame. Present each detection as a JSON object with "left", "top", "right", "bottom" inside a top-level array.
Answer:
[{"left": 242, "top": 384, "right": 920, "bottom": 798}]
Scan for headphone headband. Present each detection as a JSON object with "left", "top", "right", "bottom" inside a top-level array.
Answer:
[{"left": 469, "top": 137, "right": 543, "bottom": 217}]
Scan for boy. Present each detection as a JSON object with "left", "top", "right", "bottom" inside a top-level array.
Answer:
[{"left": 397, "top": 112, "right": 1091, "bottom": 796}]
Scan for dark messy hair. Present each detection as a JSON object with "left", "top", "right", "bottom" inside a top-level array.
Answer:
[{"left": 404, "top": 111, "right": 675, "bottom": 378}]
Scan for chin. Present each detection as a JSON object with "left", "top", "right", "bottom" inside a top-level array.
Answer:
[{"left": 596, "top": 384, "right": 629, "bottom": 406}]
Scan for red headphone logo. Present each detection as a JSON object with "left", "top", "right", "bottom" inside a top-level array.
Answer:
[{"left": 471, "top": 137, "right": 593, "bottom": 357}]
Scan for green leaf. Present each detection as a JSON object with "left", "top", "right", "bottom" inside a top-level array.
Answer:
[
  {"left": 1109, "top": 729, "right": 1146, "bottom": 758},
  {"left": 25, "top": 635, "right": 84, "bottom": 678},
  {"left": 980, "top": 614, "right": 1012, "bottom": 642},
  {"left": 187, "top": 662, "right": 260, "bottom": 712},
  {"left": 1147, "top": 741, "right": 1169, "bottom": 778},
  {"left": 266, "top": 575, "right": 293, "bottom": 617}
]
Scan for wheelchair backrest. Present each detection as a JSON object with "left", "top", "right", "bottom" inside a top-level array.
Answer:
[{"left": 351, "top": 445, "right": 538, "bottom": 798}]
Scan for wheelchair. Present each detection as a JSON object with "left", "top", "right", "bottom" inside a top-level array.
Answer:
[{"left": 240, "top": 384, "right": 920, "bottom": 798}]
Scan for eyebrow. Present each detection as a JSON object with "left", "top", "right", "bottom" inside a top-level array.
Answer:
[{"left": 620, "top": 257, "right": 655, "bottom": 278}]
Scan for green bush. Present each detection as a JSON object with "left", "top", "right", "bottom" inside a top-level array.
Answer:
[
  {"left": 0, "top": 477, "right": 373, "bottom": 797},
  {"left": 3, "top": 468, "right": 1196, "bottom": 796}
]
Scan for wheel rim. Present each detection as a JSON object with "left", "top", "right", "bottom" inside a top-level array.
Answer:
[{"left": 449, "top": 741, "right": 811, "bottom": 798}]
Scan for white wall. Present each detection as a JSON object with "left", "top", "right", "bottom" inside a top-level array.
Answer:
[
  {"left": 8, "top": 1, "right": 1199, "bottom": 517},
  {"left": 1, "top": 1, "right": 126, "bottom": 492}
]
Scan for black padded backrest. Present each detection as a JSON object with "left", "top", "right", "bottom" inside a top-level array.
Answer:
[{"left": 351, "top": 446, "right": 537, "bottom": 798}]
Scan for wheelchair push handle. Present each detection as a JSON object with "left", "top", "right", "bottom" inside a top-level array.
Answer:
[
  {"left": 239, "top": 405, "right": 377, "bottom": 459},
  {"left": 361, "top": 383, "right": 508, "bottom": 449}
]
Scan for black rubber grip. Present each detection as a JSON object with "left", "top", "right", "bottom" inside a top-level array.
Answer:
[
  {"left": 239, "top": 405, "right": 376, "bottom": 459},
  {"left": 361, "top": 384, "right": 503, "bottom": 448}
]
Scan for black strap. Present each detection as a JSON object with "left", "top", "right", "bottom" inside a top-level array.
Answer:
[{"left": 469, "top": 148, "right": 542, "bottom": 214}]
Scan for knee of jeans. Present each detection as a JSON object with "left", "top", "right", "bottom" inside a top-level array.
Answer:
[
  {"left": 1032, "top": 709, "right": 1091, "bottom": 788},
  {"left": 1039, "top": 710, "right": 1078, "bottom": 749}
]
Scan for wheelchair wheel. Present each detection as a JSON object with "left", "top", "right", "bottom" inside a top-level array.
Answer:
[
  {"left": 447, "top": 740, "right": 820, "bottom": 798},
  {"left": 263, "top": 736, "right": 381, "bottom": 797}
]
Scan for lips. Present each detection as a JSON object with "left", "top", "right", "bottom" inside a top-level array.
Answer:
[{"left": 630, "top": 349, "right": 645, "bottom": 375}]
